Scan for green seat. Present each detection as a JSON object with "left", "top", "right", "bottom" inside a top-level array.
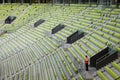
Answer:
[
  {"left": 72, "top": 44, "right": 85, "bottom": 59},
  {"left": 116, "top": 19, "right": 120, "bottom": 23},
  {"left": 57, "top": 51, "right": 73, "bottom": 77},
  {"left": 88, "top": 37, "right": 103, "bottom": 49},
  {"left": 92, "top": 34, "right": 108, "bottom": 44},
  {"left": 116, "top": 47, "right": 120, "bottom": 52},
  {"left": 111, "top": 11, "right": 119, "bottom": 15},
  {"left": 68, "top": 47, "right": 78, "bottom": 59},
  {"left": 109, "top": 37, "right": 119, "bottom": 44},
  {"left": 44, "top": 59, "right": 52, "bottom": 80},
  {"left": 55, "top": 34, "right": 65, "bottom": 40},
  {"left": 85, "top": 42, "right": 98, "bottom": 53},
  {"left": 94, "top": 30, "right": 104, "bottom": 36},
  {"left": 104, "top": 66, "right": 119, "bottom": 79},
  {"left": 78, "top": 73, "right": 84, "bottom": 80},
  {"left": 112, "top": 62, "right": 120, "bottom": 72},
  {"left": 107, "top": 22, "right": 116, "bottom": 26},
  {"left": 61, "top": 48, "right": 77, "bottom": 73},
  {"left": 48, "top": 56, "right": 59, "bottom": 80},
  {"left": 97, "top": 71, "right": 108, "bottom": 80}
]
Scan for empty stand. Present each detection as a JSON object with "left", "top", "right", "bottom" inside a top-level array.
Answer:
[
  {"left": 0, "top": 3, "right": 120, "bottom": 80},
  {"left": 94, "top": 58, "right": 120, "bottom": 80}
]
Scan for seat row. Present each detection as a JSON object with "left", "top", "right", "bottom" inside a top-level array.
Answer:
[{"left": 94, "top": 58, "right": 120, "bottom": 80}]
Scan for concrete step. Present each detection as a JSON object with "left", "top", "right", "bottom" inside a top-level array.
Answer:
[
  {"left": 85, "top": 71, "right": 93, "bottom": 80},
  {"left": 85, "top": 67, "right": 96, "bottom": 80}
]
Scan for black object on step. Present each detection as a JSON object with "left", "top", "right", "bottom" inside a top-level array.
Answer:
[
  {"left": 67, "top": 30, "right": 84, "bottom": 44},
  {"left": 90, "top": 47, "right": 118, "bottom": 70},
  {"left": 34, "top": 19, "right": 45, "bottom": 27},
  {"left": 5, "top": 16, "right": 16, "bottom": 24},
  {"left": 52, "top": 24, "right": 65, "bottom": 34}
]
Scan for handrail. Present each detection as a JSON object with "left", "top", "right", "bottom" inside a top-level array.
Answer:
[
  {"left": 74, "top": 58, "right": 86, "bottom": 79},
  {"left": 78, "top": 59, "right": 86, "bottom": 79}
]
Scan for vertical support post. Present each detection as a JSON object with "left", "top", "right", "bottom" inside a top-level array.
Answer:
[
  {"left": 116, "top": 0, "right": 119, "bottom": 8},
  {"left": 63, "top": 0, "right": 65, "bottom": 6},
  {"left": 102, "top": 0, "right": 103, "bottom": 6},
  {"left": 68, "top": 0, "right": 70, "bottom": 6},
  {"left": 51, "top": 0, "right": 54, "bottom": 6},
  {"left": 78, "top": 0, "right": 80, "bottom": 4},
  {"left": 89, "top": 0, "right": 91, "bottom": 7},
  {"left": 97, "top": 0, "right": 99, "bottom": 6},
  {"left": 3, "top": 0, "right": 5, "bottom": 4},
  {"left": 38, "top": 0, "right": 40, "bottom": 3},
  {"left": 21, "top": 0, "right": 23, "bottom": 5}
]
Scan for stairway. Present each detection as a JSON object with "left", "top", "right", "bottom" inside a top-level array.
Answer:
[{"left": 85, "top": 66, "right": 96, "bottom": 80}]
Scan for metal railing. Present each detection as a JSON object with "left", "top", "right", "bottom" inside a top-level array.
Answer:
[{"left": 74, "top": 58, "right": 86, "bottom": 79}]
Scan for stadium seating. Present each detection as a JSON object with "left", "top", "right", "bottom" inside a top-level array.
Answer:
[
  {"left": 94, "top": 58, "right": 120, "bottom": 80},
  {"left": 0, "top": 3, "right": 120, "bottom": 80}
]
